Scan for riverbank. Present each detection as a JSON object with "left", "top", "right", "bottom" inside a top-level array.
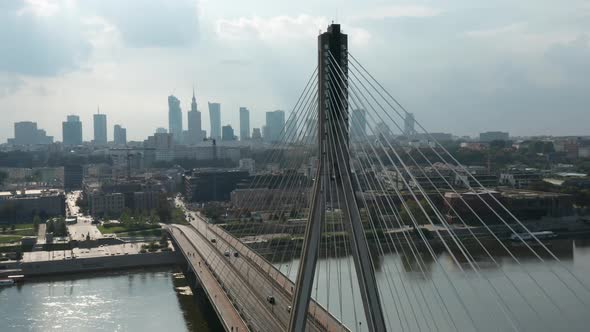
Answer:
[{"left": 0, "top": 242, "right": 184, "bottom": 279}]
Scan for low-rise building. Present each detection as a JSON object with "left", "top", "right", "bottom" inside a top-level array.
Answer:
[
  {"left": 64, "top": 164, "right": 84, "bottom": 192},
  {"left": 0, "top": 189, "right": 65, "bottom": 224},
  {"left": 499, "top": 172, "right": 542, "bottom": 189},
  {"left": 184, "top": 169, "right": 250, "bottom": 202},
  {"left": 444, "top": 189, "right": 574, "bottom": 225},
  {"left": 230, "top": 188, "right": 309, "bottom": 210},
  {"left": 88, "top": 192, "right": 125, "bottom": 217}
]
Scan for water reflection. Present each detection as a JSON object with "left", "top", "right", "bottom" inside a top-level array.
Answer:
[
  {"left": 274, "top": 238, "right": 590, "bottom": 332},
  {"left": 0, "top": 268, "right": 222, "bottom": 332}
]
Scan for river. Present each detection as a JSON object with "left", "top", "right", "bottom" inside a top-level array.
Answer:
[
  {"left": 0, "top": 267, "right": 223, "bottom": 332},
  {"left": 2, "top": 239, "right": 590, "bottom": 331}
]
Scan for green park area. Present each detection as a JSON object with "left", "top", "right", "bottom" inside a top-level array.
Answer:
[
  {"left": 96, "top": 207, "right": 187, "bottom": 237},
  {"left": 0, "top": 235, "right": 23, "bottom": 244}
]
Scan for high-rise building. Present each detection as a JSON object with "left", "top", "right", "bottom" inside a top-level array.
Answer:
[
  {"left": 12, "top": 121, "right": 53, "bottom": 145},
  {"left": 239, "top": 107, "right": 250, "bottom": 141},
  {"left": 265, "top": 110, "right": 285, "bottom": 143},
  {"left": 187, "top": 89, "right": 202, "bottom": 145},
  {"left": 156, "top": 127, "right": 168, "bottom": 134},
  {"left": 13, "top": 122, "right": 38, "bottom": 145},
  {"left": 403, "top": 112, "right": 415, "bottom": 137},
  {"left": 480, "top": 131, "right": 509, "bottom": 142},
  {"left": 351, "top": 109, "right": 367, "bottom": 142},
  {"left": 208, "top": 102, "right": 221, "bottom": 140},
  {"left": 168, "top": 95, "right": 183, "bottom": 143},
  {"left": 114, "top": 124, "right": 127, "bottom": 145},
  {"left": 36, "top": 129, "right": 53, "bottom": 144},
  {"left": 93, "top": 112, "right": 107, "bottom": 144},
  {"left": 304, "top": 117, "right": 317, "bottom": 143},
  {"left": 376, "top": 122, "right": 392, "bottom": 140},
  {"left": 252, "top": 128, "right": 262, "bottom": 140},
  {"left": 64, "top": 164, "right": 83, "bottom": 191},
  {"left": 222, "top": 125, "right": 236, "bottom": 141},
  {"left": 285, "top": 116, "right": 297, "bottom": 143},
  {"left": 62, "top": 115, "right": 83, "bottom": 146}
]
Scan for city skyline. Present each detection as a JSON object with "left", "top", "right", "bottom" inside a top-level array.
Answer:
[{"left": 1, "top": 0, "right": 589, "bottom": 143}]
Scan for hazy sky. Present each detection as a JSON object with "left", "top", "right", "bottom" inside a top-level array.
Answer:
[{"left": 1, "top": 0, "right": 589, "bottom": 142}]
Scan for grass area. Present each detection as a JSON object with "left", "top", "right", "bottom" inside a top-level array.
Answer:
[
  {"left": 9, "top": 223, "right": 34, "bottom": 230},
  {"left": 0, "top": 235, "right": 23, "bottom": 244},
  {"left": 117, "top": 229, "right": 162, "bottom": 237},
  {"left": 12, "top": 228, "right": 37, "bottom": 236},
  {"left": 98, "top": 223, "right": 161, "bottom": 235},
  {"left": 0, "top": 224, "right": 36, "bottom": 236}
]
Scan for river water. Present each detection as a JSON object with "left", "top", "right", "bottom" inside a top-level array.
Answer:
[
  {"left": 0, "top": 268, "right": 222, "bottom": 332},
  {"left": 275, "top": 238, "right": 590, "bottom": 332},
  {"left": 2, "top": 239, "right": 590, "bottom": 332}
]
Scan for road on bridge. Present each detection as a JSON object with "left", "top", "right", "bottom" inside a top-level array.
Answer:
[
  {"left": 167, "top": 225, "right": 250, "bottom": 332},
  {"left": 173, "top": 198, "right": 349, "bottom": 332}
]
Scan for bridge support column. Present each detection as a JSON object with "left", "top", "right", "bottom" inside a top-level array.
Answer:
[{"left": 289, "top": 23, "right": 387, "bottom": 332}]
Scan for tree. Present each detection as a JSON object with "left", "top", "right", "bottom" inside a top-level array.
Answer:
[
  {"left": 156, "top": 194, "right": 172, "bottom": 223},
  {"left": 54, "top": 220, "right": 68, "bottom": 237},
  {"left": 1, "top": 226, "right": 5, "bottom": 234},
  {"left": 86, "top": 232, "right": 90, "bottom": 241},
  {"left": 33, "top": 215, "right": 41, "bottom": 232},
  {"left": 159, "top": 234, "right": 168, "bottom": 247},
  {"left": 46, "top": 220, "right": 55, "bottom": 233},
  {"left": 10, "top": 224, "right": 15, "bottom": 232},
  {"left": 120, "top": 211, "right": 132, "bottom": 225},
  {"left": 399, "top": 199, "right": 434, "bottom": 227},
  {"left": 0, "top": 171, "right": 8, "bottom": 185}
]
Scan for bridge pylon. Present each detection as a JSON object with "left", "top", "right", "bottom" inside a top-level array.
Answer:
[{"left": 289, "top": 23, "right": 387, "bottom": 332}]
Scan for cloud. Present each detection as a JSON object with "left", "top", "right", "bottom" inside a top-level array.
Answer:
[
  {"left": 352, "top": 5, "right": 441, "bottom": 21},
  {"left": 216, "top": 15, "right": 370, "bottom": 46},
  {"left": 0, "top": 0, "right": 93, "bottom": 76},
  {"left": 545, "top": 34, "right": 590, "bottom": 78},
  {"left": 80, "top": 0, "right": 199, "bottom": 48},
  {"left": 0, "top": 75, "right": 24, "bottom": 98},
  {"left": 18, "top": 0, "right": 60, "bottom": 17},
  {"left": 464, "top": 22, "right": 526, "bottom": 38}
]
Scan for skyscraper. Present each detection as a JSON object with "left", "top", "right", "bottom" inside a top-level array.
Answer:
[
  {"left": 403, "top": 112, "right": 415, "bottom": 137},
  {"left": 208, "top": 102, "right": 221, "bottom": 140},
  {"left": 12, "top": 121, "right": 52, "bottom": 145},
  {"left": 239, "top": 107, "right": 250, "bottom": 141},
  {"left": 222, "top": 124, "right": 235, "bottom": 141},
  {"left": 351, "top": 109, "right": 367, "bottom": 142},
  {"left": 93, "top": 112, "right": 107, "bottom": 144},
  {"left": 114, "top": 124, "right": 127, "bottom": 145},
  {"left": 265, "top": 110, "right": 285, "bottom": 143},
  {"left": 252, "top": 128, "right": 262, "bottom": 140},
  {"left": 187, "top": 89, "right": 202, "bottom": 145},
  {"left": 285, "top": 116, "right": 297, "bottom": 143},
  {"left": 14, "top": 122, "right": 38, "bottom": 145},
  {"left": 168, "top": 95, "right": 183, "bottom": 143},
  {"left": 62, "top": 115, "right": 83, "bottom": 146}
]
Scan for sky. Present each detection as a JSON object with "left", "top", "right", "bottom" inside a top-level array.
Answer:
[{"left": 0, "top": 0, "right": 589, "bottom": 143}]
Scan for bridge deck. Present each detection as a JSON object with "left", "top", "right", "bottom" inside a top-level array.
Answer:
[
  {"left": 169, "top": 226, "right": 249, "bottom": 332},
  {"left": 167, "top": 199, "right": 349, "bottom": 332},
  {"left": 199, "top": 218, "right": 349, "bottom": 332}
]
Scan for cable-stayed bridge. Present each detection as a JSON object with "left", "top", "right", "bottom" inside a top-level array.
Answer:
[{"left": 166, "top": 23, "right": 590, "bottom": 332}]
